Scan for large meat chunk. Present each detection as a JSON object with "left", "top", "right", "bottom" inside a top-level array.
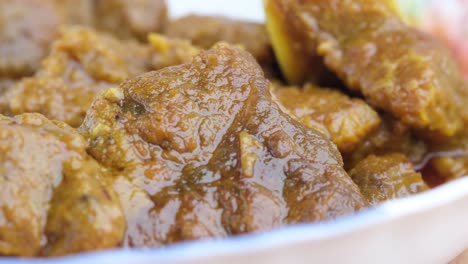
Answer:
[
  {"left": 94, "top": 0, "right": 168, "bottom": 41},
  {"left": 80, "top": 43, "right": 368, "bottom": 247},
  {"left": 0, "top": 113, "right": 124, "bottom": 257},
  {"left": 0, "top": 0, "right": 61, "bottom": 78},
  {"left": 348, "top": 153, "right": 428, "bottom": 205},
  {"left": 265, "top": 0, "right": 467, "bottom": 138},
  {"left": 0, "top": 26, "right": 151, "bottom": 127},
  {"left": 273, "top": 84, "right": 381, "bottom": 153}
]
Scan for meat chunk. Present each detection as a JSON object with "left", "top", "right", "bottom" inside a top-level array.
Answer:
[
  {"left": 265, "top": 0, "right": 467, "bottom": 138},
  {"left": 0, "top": 26, "right": 151, "bottom": 127},
  {"left": 79, "top": 43, "right": 367, "bottom": 247},
  {"left": 421, "top": 134, "right": 468, "bottom": 184},
  {"left": 0, "top": 113, "right": 124, "bottom": 256},
  {"left": 94, "top": 0, "right": 168, "bottom": 41},
  {"left": 148, "top": 34, "right": 201, "bottom": 70},
  {"left": 264, "top": 0, "right": 337, "bottom": 85},
  {"left": 165, "top": 15, "right": 274, "bottom": 65},
  {"left": 348, "top": 153, "right": 428, "bottom": 205},
  {"left": 427, "top": 156, "right": 468, "bottom": 184},
  {"left": 344, "top": 116, "right": 428, "bottom": 170},
  {"left": 273, "top": 84, "right": 381, "bottom": 153},
  {"left": 0, "top": 0, "right": 61, "bottom": 78}
]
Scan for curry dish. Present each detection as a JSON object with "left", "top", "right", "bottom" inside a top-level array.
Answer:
[{"left": 0, "top": 0, "right": 466, "bottom": 257}]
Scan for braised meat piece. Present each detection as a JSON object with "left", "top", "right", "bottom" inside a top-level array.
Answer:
[
  {"left": 428, "top": 156, "right": 468, "bottom": 183},
  {"left": 273, "top": 84, "right": 381, "bottom": 153},
  {"left": 344, "top": 116, "right": 428, "bottom": 170},
  {"left": 265, "top": 0, "right": 467, "bottom": 138},
  {"left": 79, "top": 43, "right": 368, "bottom": 247},
  {"left": 0, "top": 0, "right": 61, "bottom": 78},
  {"left": 0, "top": 113, "right": 124, "bottom": 257},
  {"left": 264, "top": 0, "right": 337, "bottom": 85},
  {"left": 422, "top": 134, "right": 468, "bottom": 183},
  {"left": 165, "top": 15, "right": 274, "bottom": 66},
  {"left": 148, "top": 34, "right": 201, "bottom": 70},
  {"left": 0, "top": 26, "right": 151, "bottom": 127},
  {"left": 349, "top": 153, "right": 428, "bottom": 205},
  {"left": 94, "top": 0, "right": 168, "bottom": 41}
]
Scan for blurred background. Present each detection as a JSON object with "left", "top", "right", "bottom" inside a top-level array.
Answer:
[
  {"left": 398, "top": 0, "right": 468, "bottom": 78},
  {"left": 169, "top": 0, "right": 265, "bottom": 21}
]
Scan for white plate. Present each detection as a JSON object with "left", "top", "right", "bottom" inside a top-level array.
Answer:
[{"left": 2, "top": 1, "right": 468, "bottom": 263}]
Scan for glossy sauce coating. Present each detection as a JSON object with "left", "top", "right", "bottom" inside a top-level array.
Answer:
[
  {"left": 273, "top": 84, "right": 381, "bottom": 153},
  {"left": 80, "top": 43, "right": 368, "bottom": 247},
  {"left": 349, "top": 153, "right": 429, "bottom": 205},
  {"left": 424, "top": 133, "right": 468, "bottom": 182},
  {"left": 344, "top": 115, "right": 428, "bottom": 170},
  {"left": 0, "top": 114, "right": 124, "bottom": 256}
]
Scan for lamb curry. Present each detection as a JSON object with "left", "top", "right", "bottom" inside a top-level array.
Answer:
[{"left": 0, "top": 0, "right": 466, "bottom": 257}]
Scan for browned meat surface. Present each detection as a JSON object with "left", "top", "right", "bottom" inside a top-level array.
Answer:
[
  {"left": 349, "top": 153, "right": 429, "bottom": 205},
  {"left": 0, "top": 0, "right": 61, "bottom": 78},
  {"left": 422, "top": 134, "right": 468, "bottom": 184},
  {"left": 165, "top": 15, "right": 274, "bottom": 65},
  {"left": 148, "top": 34, "right": 201, "bottom": 70},
  {"left": 264, "top": 0, "right": 338, "bottom": 85},
  {"left": 265, "top": 0, "right": 468, "bottom": 139},
  {"left": 79, "top": 43, "right": 368, "bottom": 247},
  {"left": 0, "top": 26, "right": 151, "bottom": 127},
  {"left": 273, "top": 84, "right": 381, "bottom": 153},
  {"left": 94, "top": 0, "right": 168, "bottom": 41},
  {"left": 0, "top": 113, "right": 124, "bottom": 257},
  {"left": 428, "top": 156, "right": 468, "bottom": 183},
  {"left": 344, "top": 116, "right": 428, "bottom": 170}
]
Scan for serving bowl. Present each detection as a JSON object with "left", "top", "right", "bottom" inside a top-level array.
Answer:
[{"left": 3, "top": 176, "right": 468, "bottom": 264}]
